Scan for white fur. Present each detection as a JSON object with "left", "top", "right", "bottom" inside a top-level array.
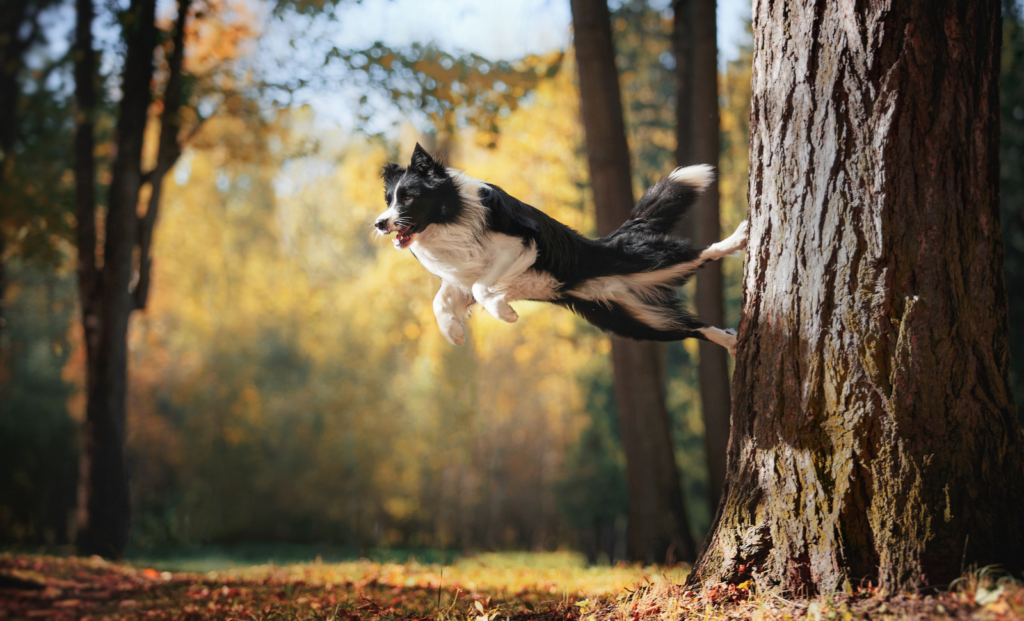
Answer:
[
  {"left": 700, "top": 220, "right": 748, "bottom": 260},
  {"left": 699, "top": 327, "right": 738, "bottom": 356},
  {"left": 669, "top": 164, "right": 715, "bottom": 192},
  {"left": 408, "top": 170, "right": 548, "bottom": 344},
  {"left": 389, "top": 175, "right": 405, "bottom": 211}
]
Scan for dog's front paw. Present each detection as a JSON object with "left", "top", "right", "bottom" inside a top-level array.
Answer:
[
  {"left": 497, "top": 303, "right": 519, "bottom": 324},
  {"left": 438, "top": 318, "right": 466, "bottom": 346}
]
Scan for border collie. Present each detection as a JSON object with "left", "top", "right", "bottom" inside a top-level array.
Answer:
[{"left": 374, "top": 144, "right": 747, "bottom": 354}]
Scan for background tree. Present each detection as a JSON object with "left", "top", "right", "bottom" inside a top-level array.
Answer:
[
  {"left": 73, "top": 0, "right": 196, "bottom": 558},
  {"left": 673, "top": 0, "right": 731, "bottom": 516},
  {"left": 0, "top": 0, "right": 63, "bottom": 368},
  {"left": 570, "top": 0, "right": 696, "bottom": 564},
  {"left": 692, "top": 0, "right": 1024, "bottom": 593},
  {"left": 1002, "top": 0, "right": 1024, "bottom": 423}
]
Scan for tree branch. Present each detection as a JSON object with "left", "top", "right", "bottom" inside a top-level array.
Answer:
[{"left": 135, "top": 0, "right": 192, "bottom": 311}]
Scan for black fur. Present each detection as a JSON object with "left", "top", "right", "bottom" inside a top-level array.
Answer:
[
  {"left": 474, "top": 181, "right": 709, "bottom": 341},
  {"left": 382, "top": 145, "right": 463, "bottom": 235}
]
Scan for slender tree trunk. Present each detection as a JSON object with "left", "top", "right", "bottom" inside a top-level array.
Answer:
[
  {"left": 571, "top": 0, "right": 696, "bottom": 564},
  {"left": 673, "top": 0, "right": 693, "bottom": 172},
  {"left": 76, "top": 0, "right": 160, "bottom": 558},
  {"left": 675, "top": 0, "right": 732, "bottom": 520},
  {"left": 73, "top": 0, "right": 104, "bottom": 551},
  {"left": 691, "top": 0, "right": 1024, "bottom": 594},
  {"left": 0, "top": 0, "right": 35, "bottom": 375}
]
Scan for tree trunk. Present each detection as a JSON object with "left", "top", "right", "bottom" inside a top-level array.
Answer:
[
  {"left": 675, "top": 0, "right": 732, "bottom": 519},
  {"left": 0, "top": 0, "right": 35, "bottom": 375},
  {"left": 73, "top": 0, "right": 105, "bottom": 551},
  {"left": 571, "top": 0, "right": 696, "bottom": 564},
  {"left": 75, "top": 0, "right": 159, "bottom": 559},
  {"left": 691, "top": 0, "right": 1024, "bottom": 594}
]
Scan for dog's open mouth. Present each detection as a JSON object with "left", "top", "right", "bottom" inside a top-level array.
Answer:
[{"left": 393, "top": 224, "right": 415, "bottom": 249}]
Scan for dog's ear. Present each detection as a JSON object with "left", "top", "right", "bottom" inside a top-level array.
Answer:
[
  {"left": 410, "top": 142, "right": 447, "bottom": 178},
  {"left": 381, "top": 162, "right": 404, "bottom": 188},
  {"left": 410, "top": 143, "right": 433, "bottom": 171}
]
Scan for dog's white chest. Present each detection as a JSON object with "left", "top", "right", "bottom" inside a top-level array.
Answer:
[
  {"left": 411, "top": 230, "right": 538, "bottom": 292},
  {"left": 410, "top": 243, "right": 481, "bottom": 286}
]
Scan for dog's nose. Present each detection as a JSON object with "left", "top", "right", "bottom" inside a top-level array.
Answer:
[{"left": 374, "top": 218, "right": 390, "bottom": 232}]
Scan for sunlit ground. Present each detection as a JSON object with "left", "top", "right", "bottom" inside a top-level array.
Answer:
[
  {"left": 0, "top": 551, "right": 686, "bottom": 620},
  {"left": 3, "top": 552, "right": 1024, "bottom": 620}
]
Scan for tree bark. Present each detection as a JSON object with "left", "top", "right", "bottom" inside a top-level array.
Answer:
[
  {"left": 571, "top": 0, "right": 696, "bottom": 564},
  {"left": 675, "top": 0, "right": 732, "bottom": 520},
  {"left": 691, "top": 0, "right": 1024, "bottom": 594}
]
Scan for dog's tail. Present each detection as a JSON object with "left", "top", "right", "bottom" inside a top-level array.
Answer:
[{"left": 622, "top": 164, "right": 714, "bottom": 236}]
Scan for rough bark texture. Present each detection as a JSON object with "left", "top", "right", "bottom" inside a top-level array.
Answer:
[
  {"left": 571, "top": 0, "right": 696, "bottom": 564},
  {"left": 689, "top": 0, "right": 732, "bottom": 517},
  {"left": 691, "top": 0, "right": 1024, "bottom": 594}
]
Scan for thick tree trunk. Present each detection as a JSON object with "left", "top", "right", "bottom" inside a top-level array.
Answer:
[
  {"left": 691, "top": 0, "right": 1024, "bottom": 594},
  {"left": 675, "top": 0, "right": 732, "bottom": 518},
  {"left": 571, "top": 0, "right": 696, "bottom": 564}
]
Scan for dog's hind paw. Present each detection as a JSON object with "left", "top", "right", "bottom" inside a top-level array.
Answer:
[
  {"left": 699, "top": 326, "right": 738, "bottom": 356},
  {"left": 722, "top": 328, "right": 738, "bottom": 356},
  {"left": 728, "top": 220, "right": 748, "bottom": 256}
]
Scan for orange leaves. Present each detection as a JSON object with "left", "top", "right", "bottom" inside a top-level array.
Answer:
[
  {"left": 1, "top": 553, "right": 676, "bottom": 621},
  {"left": 184, "top": 0, "right": 259, "bottom": 74}
]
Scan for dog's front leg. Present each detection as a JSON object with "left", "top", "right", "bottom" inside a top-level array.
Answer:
[
  {"left": 434, "top": 281, "right": 474, "bottom": 346},
  {"left": 472, "top": 284, "right": 518, "bottom": 323}
]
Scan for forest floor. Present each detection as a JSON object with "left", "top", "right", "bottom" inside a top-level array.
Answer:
[{"left": 1, "top": 552, "right": 1022, "bottom": 620}]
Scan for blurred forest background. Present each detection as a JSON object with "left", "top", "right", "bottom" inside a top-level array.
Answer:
[{"left": 2, "top": 0, "right": 1024, "bottom": 565}]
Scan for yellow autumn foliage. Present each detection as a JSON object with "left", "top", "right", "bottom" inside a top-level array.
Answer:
[{"left": 126, "top": 58, "right": 608, "bottom": 548}]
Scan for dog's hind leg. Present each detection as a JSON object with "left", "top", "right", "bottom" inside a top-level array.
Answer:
[
  {"left": 698, "top": 326, "right": 739, "bottom": 356},
  {"left": 472, "top": 236, "right": 537, "bottom": 324},
  {"left": 434, "top": 280, "right": 475, "bottom": 346},
  {"left": 699, "top": 220, "right": 749, "bottom": 262}
]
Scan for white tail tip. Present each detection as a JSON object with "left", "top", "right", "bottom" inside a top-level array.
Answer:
[{"left": 668, "top": 164, "right": 715, "bottom": 192}]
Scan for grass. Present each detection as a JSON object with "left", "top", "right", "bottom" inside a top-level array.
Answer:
[
  {"left": 122, "top": 543, "right": 463, "bottom": 573},
  {"left": 1, "top": 552, "right": 1021, "bottom": 620}
]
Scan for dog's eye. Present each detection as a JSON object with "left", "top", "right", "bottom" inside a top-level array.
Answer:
[{"left": 397, "top": 188, "right": 408, "bottom": 203}]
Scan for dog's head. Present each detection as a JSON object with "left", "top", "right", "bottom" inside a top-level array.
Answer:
[{"left": 374, "top": 143, "right": 462, "bottom": 249}]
